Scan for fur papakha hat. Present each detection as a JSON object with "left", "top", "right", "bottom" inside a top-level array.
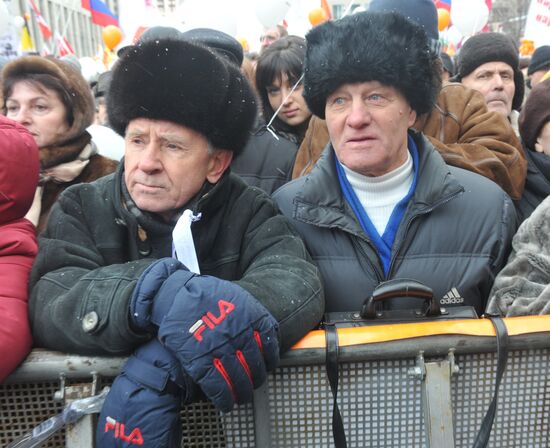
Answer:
[
  {"left": 108, "top": 39, "right": 257, "bottom": 154},
  {"left": 455, "top": 32, "right": 524, "bottom": 111},
  {"left": 303, "top": 12, "right": 441, "bottom": 119}
]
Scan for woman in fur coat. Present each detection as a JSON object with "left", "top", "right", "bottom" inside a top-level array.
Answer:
[{"left": 1, "top": 56, "right": 117, "bottom": 233}]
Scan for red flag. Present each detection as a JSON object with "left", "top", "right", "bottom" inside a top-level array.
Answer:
[
  {"left": 28, "top": 0, "right": 52, "bottom": 40},
  {"left": 56, "top": 33, "right": 75, "bottom": 57},
  {"left": 321, "top": 0, "right": 332, "bottom": 20},
  {"left": 81, "top": 0, "right": 91, "bottom": 10}
]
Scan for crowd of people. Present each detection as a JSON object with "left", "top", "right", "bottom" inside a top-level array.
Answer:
[{"left": 1, "top": 0, "right": 550, "bottom": 445}]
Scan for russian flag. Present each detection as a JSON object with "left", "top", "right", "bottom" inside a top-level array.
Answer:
[{"left": 82, "top": 0, "right": 119, "bottom": 27}]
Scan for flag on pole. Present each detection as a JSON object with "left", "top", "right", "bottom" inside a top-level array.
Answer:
[
  {"left": 55, "top": 32, "right": 75, "bottom": 57},
  {"left": 81, "top": 0, "right": 119, "bottom": 27},
  {"left": 21, "top": 15, "right": 35, "bottom": 52},
  {"left": 321, "top": 0, "right": 332, "bottom": 20},
  {"left": 28, "top": 0, "right": 53, "bottom": 40}
]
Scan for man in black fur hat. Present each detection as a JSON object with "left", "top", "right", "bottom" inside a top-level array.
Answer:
[
  {"left": 29, "top": 38, "right": 323, "bottom": 447},
  {"left": 274, "top": 11, "right": 516, "bottom": 317},
  {"left": 454, "top": 32, "right": 524, "bottom": 134}
]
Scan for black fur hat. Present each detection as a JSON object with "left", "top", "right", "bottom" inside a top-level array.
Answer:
[
  {"left": 303, "top": 12, "right": 441, "bottom": 119},
  {"left": 108, "top": 38, "right": 257, "bottom": 154},
  {"left": 455, "top": 32, "right": 524, "bottom": 111}
]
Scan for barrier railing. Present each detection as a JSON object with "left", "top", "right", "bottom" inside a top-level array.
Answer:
[{"left": 2, "top": 315, "right": 550, "bottom": 447}]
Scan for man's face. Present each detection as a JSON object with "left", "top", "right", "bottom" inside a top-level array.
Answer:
[
  {"left": 325, "top": 81, "right": 416, "bottom": 177},
  {"left": 260, "top": 27, "right": 281, "bottom": 51},
  {"left": 124, "top": 118, "right": 232, "bottom": 221},
  {"left": 461, "top": 61, "right": 515, "bottom": 117}
]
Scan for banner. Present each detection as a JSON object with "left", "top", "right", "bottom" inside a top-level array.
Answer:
[
  {"left": 82, "top": 0, "right": 119, "bottom": 27},
  {"left": 28, "top": 0, "right": 52, "bottom": 40},
  {"left": 523, "top": 0, "right": 550, "bottom": 47}
]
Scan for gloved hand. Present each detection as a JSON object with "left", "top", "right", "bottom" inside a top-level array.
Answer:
[
  {"left": 129, "top": 258, "right": 280, "bottom": 413},
  {"left": 96, "top": 339, "right": 191, "bottom": 448},
  {"left": 157, "top": 271, "right": 280, "bottom": 413}
]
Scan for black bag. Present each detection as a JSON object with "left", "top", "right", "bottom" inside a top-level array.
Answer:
[{"left": 323, "top": 278, "right": 478, "bottom": 328}]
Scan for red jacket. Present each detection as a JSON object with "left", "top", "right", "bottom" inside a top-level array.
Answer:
[{"left": 0, "top": 116, "right": 39, "bottom": 382}]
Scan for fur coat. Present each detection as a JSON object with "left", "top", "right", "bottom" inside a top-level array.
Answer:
[{"left": 487, "top": 195, "right": 550, "bottom": 316}]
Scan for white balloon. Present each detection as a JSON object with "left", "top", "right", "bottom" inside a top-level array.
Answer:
[
  {"left": 446, "top": 25, "right": 463, "bottom": 46},
  {"left": 255, "top": 0, "right": 293, "bottom": 29},
  {"left": 12, "top": 15, "right": 25, "bottom": 30},
  {"left": 180, "top": 0, "right": 238, "bottom": 37},
  {"left": 451, "top": 0, "right": 489, "bottom": 37},
  {"left": 79, "top": 57, "right": 101, "bottom": 82},
  {"left": 0, "top": 2, "right": 10, "bottom": 34}
]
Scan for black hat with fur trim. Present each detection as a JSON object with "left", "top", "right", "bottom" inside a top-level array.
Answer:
[
  {"left": 108, "top": 38, "right": 257, "bottom": 154},
  {"left": 455, "top": 32, "right": 524, "bottom": 111},
  {"left": 303, "top": 11, "right": 441, "bottom": 119}
]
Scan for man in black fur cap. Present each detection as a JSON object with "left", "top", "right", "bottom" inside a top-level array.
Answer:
[
  {"left": 454, "top": 32, "right": 524, "bottom": 134},
  {"left": 274, "top": 11, "right": 516, "bottom": 317},
  {"left": 29, "top": 38, "right": 323, "bottom": 447}
]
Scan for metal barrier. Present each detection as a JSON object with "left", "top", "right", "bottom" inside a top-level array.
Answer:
[{"left": 2, "top": 316, "right": 550, "bottom": 447}]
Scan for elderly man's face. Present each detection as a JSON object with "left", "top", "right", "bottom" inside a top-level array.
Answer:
[
  {"left": 325, "top": 81, "right": 416, "bottom": 177},
  {"left": 260, "top": 27, "right": 281, "bottom": 51},
  {"left": 124, "top": 118, "right": 232, "bottom": 221},
  {"left": 461, "top": 62, "right": 515, "bottom": 117}
]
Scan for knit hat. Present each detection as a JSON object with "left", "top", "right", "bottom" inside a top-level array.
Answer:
[
  {"left": 181, "top": 28, "right": 243, "bottom": 67},
  {"left": 455, "top": 32, "right": 524, "bottom": 111},
  {"left": 527, "top": 45, "right": 550, "bottom": 76},
  {"left": 108, "top": 39, "right": 257, "bottom": 154},
  {"left": 368, "top": 0, "right": 441, "bottom": 54},
  {"left": 519, "top": 78, "right": 550, "bottom": 150},
  {"left": 303, "top": 12, "right": 441, "bottom": 119},
  {"left": 1, "top": 56, "right": 95, "bottom": 143}
]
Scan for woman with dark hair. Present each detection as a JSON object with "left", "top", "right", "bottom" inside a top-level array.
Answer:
[
  {"left": 255, "top": 35, "right": 311, "bottom": 144},
  {"left": 1, "top": 56, "right": 117, "bottom": 233}
]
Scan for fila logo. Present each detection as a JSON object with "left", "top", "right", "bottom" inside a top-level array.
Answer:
[
  {"left": 440, "top": 287, "right": 465, "bottom": 305},
  {"left": 104, "top": 416, "right": 144, "bottom": 445},
  {"left": 189, "top": 300, "right": 236, "bottom": 342}
]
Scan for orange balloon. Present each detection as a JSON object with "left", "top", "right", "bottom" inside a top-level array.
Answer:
[
  {"left": 102, "top": 25, "right": 123, "bottom": 50},
  {"left": 309, "top": 7, "right": 328, "bottom": 27},
  {"left": 437, "top": 8, "right": 451, "bottom": 32}
]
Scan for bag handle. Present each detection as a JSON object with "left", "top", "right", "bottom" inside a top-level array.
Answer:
[
  {"left": 325, "top": 323, "right": 347, "bottom": 448},
  {"left": 361, "top": 278, "right": 440, "bottom": 319}
]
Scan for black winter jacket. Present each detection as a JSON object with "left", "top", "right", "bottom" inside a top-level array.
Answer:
[
  {"left": 231, "top": 121, "right": 298, "bottom": 195},
  {"left": 29, "top": 165, "right": 324, "bottom": 355},
  {"left": 273, "top": 131, "right": 516, "bottom": 315}
]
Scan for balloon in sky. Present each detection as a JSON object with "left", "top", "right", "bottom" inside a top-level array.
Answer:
[
  {"left": 255, "top": 0, "right": 293, "bottom": 29},
  {"left": 451, "top": 0, "right": 489, "bottom": 36},
  {"left": 102, "top": 25, "right": 123, "bottom": 50}
]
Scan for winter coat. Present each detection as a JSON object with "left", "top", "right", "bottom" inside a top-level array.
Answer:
[
  {"left": 0, "top": 116, "right": 39, "bottom": 382},
  {"left": 515, "top": 147, "right": 550, "bottom": 223},
  {"left": 274, "top": 131, "right": 516, "bottom": 315},
  {"left": 231, "top": 120, "right": 298, "bottom": 195},
  {"left": 487, "top": 195, "right": 550, "bottom": 316},
  {"left": 29, "top": 164, "right": 324, "bottom": 355},
  {"left": 293, "top": 83, "right": 526, "bottom": 200}
]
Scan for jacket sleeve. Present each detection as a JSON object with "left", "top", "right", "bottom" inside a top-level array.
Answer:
[
  {"left": 29, "top": 188, "right": 152, "bottom": 355},
  {"left": 486, "top": 196, "right": 550, "bottom": 317},
  {"left": 234, "top": 192, "right": 325, "bottom": 352},
  {"left": 421, "top": 85, "right": 527, "bottom": 200},
  {"left": 0, "top": 219, "right": 37, "bottom": 383}
]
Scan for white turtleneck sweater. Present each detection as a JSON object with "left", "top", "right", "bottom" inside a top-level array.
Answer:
[{"left": 342, "top": 151, "right": 413, "bottom": 236}]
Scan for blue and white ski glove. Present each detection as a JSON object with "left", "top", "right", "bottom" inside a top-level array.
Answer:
[
  {"left": 130, "top": 258, "right": 280, "bottom": 413},
  {"left": 96, "top": 339, "right": 189, "bottom": 448}
]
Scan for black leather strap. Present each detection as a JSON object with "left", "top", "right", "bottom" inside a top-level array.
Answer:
[
  {"left": 325, "top": 323, "right": 347, "bottom": 448},
  {"left": 472, "top": 316, "right": 509, "bottom": 448}
]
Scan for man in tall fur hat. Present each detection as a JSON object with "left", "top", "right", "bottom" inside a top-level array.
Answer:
[
  {"left": 274, "top": 11, "right": 516, "bottom": 318},
  {"left": 292, "top": 0, "right": 526, "bottom": 202},
  {"left": 29, "top": 39, "right": 323, "bottom": 447}
]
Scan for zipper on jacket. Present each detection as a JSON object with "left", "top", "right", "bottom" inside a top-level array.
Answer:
[
  {"left": 351, "top": 236, "right": 384, "bottom": 283},
  {"left": 386, "top": 191, "right": 463, "bottom": 280}
]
